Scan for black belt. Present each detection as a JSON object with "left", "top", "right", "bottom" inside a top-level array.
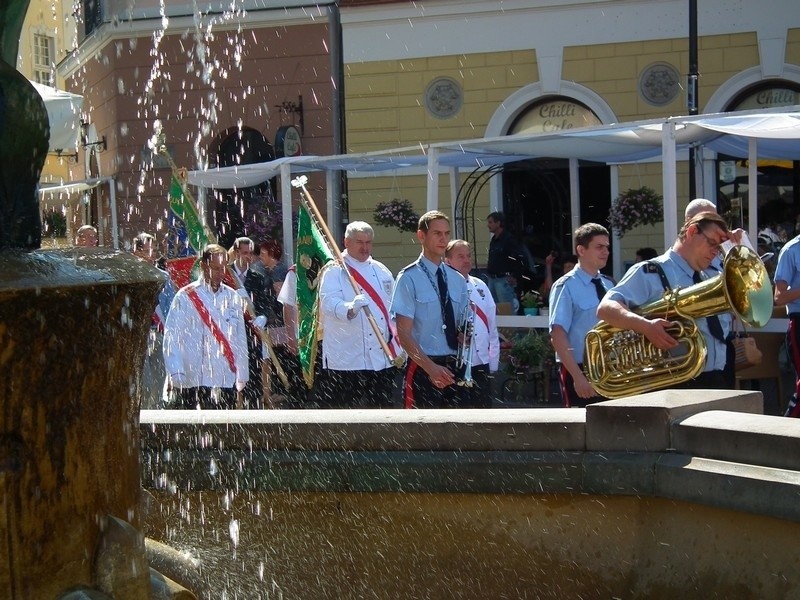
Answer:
[
  {"left": 789, "top": 313, "right": 800, "bottom": 319},
  {"left": 486, "top": 273, "right": 510, "bottom": 278},
  {"left": 428, "top": 355, "right": 457, "bottom": 366}
]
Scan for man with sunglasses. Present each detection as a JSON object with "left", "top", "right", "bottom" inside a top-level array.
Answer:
[{"left": 597, "top": 211, "right": 734, "bottom": 389}]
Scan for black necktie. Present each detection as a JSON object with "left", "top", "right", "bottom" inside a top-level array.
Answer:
[
  {"left": 693, "top": 271, "right": 726, "bottom": 342},
  {"left": 437, "top": 266, "right": 459, "bottom": 350},
  {"left": 591, "top": 277, "right": 606, "bottom": 302}
]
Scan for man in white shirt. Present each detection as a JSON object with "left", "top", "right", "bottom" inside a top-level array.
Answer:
[
  {"left": 163, "top": 243, "right": 249, "bottom": 409},
  {"left": 445, "top": 239, "right": 500, "bottom": 407},
  {"left": 317, "top": 221, "right": 399, "bottom": 407}
]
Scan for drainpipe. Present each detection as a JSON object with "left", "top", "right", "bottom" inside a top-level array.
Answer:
[{"left": 328, "top": 2, "right": 346, "bottom": 242}]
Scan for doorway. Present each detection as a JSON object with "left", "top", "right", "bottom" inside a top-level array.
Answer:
[{"left": 502, "top": 158, "right": 612, "bottom": 291}]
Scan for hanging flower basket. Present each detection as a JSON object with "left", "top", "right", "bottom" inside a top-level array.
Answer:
[
  {"left": 607, "top": 186, "right": 664, "bottom": 238},
  {"left": 373, "top": 199, "right": 420, "bottom": 233}
]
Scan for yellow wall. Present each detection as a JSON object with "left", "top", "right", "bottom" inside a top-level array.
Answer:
[{"left": 344, "top": 29, "right": 794, "bottom": 271}]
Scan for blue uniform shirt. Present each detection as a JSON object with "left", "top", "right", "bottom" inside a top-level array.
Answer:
[
  {"left": 605, "top": 248, "right": 730, "bottom": 372},
  {"left": 774, "top": 235, "right": 800, "bottom": 315},
  {"left": 548, "top": 266, "right": 614, "bottom": 364},
  {"left": 391, "top": 255, "right": 469, "bottom": 357}
]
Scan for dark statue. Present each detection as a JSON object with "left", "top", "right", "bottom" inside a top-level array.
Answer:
[{"left": 0, "top": 0, "right": 49, "bottom": 249}]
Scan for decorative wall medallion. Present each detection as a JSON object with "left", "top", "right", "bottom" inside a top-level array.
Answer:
[
  {"left": 639, "top": 62, "right": 681, "bottom": 106},
  {"left": 424, "top": 77, "right": 463, "bottom": 119}
]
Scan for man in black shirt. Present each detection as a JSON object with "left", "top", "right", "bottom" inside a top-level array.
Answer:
[
  {"left": 230, "top": 236, "right": 271, "bottom": 408},
  {"left": 486, "top": 212, "right": 524, "bottom": 313}
]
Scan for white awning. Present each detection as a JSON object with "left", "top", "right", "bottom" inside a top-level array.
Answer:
[
  {"left": 184, "top": 106, "right": 800, "bottom": 268},
  {"left": 30, "top": 81, "right": 83, "bottom": 153}
]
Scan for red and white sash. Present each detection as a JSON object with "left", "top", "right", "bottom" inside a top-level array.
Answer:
[
  {"left": 346, "top": 264, "right": 403, "bottom": 360},
  {"left": 186, "top": 288, "right": 237, "bottom": 373}
]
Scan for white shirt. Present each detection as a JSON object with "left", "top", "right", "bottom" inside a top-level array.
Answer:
[
  {"left": 319, "top": 252, "right": 395, "bottom": 371},
  {"left": 277, "top": 267, "right": 297, "bottom": 307},
  {"left": 163, "top": 279, "right": 249, "bottom": 389},
  {"left": 467, "top": 275, "right": 500, "bottom": 372}
]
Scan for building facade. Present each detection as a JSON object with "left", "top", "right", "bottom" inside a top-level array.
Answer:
[
  {"left": 53, "top": 0, "right": 800, "bottom": 275},
  {"left": 340, "top": 0, "right": 800, "bottom": 276},
  {"left": 58, "top": 0, "right": 341, "bottom": 250}
]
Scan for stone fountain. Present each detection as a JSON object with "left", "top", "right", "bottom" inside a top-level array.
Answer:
[{"left": 0, "top": 3, "right": 197, "bottom": 597}]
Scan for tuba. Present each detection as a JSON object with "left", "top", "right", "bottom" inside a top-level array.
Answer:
[{"left": 584, "top": 245, "right": 773, "bottom": 399}]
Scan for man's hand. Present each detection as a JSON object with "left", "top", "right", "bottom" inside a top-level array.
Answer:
[
  {"left": 642, "top": 318, "right": 679, "bottom": 350},
  {"left": 425, "top": 363, "right": 456, "bottom": 389},
  {"left": 345, "top": 294, "right": 370, "bottom": 317},
  {"left": 573, "top": 372, "right": 597, "bottom": 399}
]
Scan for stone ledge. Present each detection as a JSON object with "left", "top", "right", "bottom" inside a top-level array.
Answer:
[
  {"left": 673, "top": 410, "right": 800, "bottom": 471},
  {"left": 655, "top": 454, "right": 800, "bottom": 522},
  {"left": 140, "top": 408, "right": 586, "bottom": 452},
  {"left": 586, "top": 389, "right": 763, "bottom": 452}
]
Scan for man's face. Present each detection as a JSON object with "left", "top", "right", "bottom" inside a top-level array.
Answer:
[
  {"left": 344, "top": 232, "right": 373, "bottom": 262},
  {"left": 418, "top": 218, "right": 451, "bottom": 258},
  {"left": 133, "top": 238, "right": 155, "bottom": 262},
  {"left": 235, "top": 243, "right": 253, "bottom": 268},
  {"left": 76, "top": 229, "right": 97, "bottom": 247},
  {"left": 486, "top": 218, "right": 499, "bottom": 235},
  {"left": 691, "top": 223, "right": 727, "bottom": 270},
  {"left": 445, "top": 244, "right": 472, "bottom": 277},
  {"left": 203, "top": 252, "right": 228, "bottom": 288},
  {"left": 578, "top": 235, "right": 610, "bottom": 272}
]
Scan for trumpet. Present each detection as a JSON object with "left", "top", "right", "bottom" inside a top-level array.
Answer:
[{"left": 456, "top": 303, "right": 475, "bottom": 387}]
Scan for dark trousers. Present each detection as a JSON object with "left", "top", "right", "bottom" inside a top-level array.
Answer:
[
  {"left": 559, "top": 364, "right": 606, "bottom": 408},
  {"left": 674, "top": 369, "right": 729, "bottom": 390},
  {"left": 242, "top": 332, "right": 263, "bottom": 409},
  {"left": 175, "top": 386, "right": 236, "bottom": 410},
  {"left": 785, "top": 316, "right": 800, "bottom": 417},
  {"left": 403, "top": 356, "right": 468, "bottom": 409},
  {"left": 460, "top": 363, "right": 492, "bottom": 408},
  {"left": 316, "top": 368, "right": 395, "bottom": 408},
  {"left": 268, "top": 345, "right": 309, "bottom": 407}
]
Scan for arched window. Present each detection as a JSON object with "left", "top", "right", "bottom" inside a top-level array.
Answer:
[{"left": 716, "top": 82, "right": 800, "bottom": 251}]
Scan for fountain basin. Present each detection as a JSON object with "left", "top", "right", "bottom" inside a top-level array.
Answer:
[{"left": 140, "top": 390, "right": 800, "bottom": 598}]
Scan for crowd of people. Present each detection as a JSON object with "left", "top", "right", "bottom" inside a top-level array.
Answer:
[
  {"left": 72, "top": 192, "right": 798, "bottom": 414},
  {"left": 121, "top": 209, "right": 526, "bottom": 410}
]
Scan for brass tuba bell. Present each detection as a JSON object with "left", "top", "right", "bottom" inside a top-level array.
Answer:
[{"left": 584, "top": 245, "right": 773, "bottom": 399}]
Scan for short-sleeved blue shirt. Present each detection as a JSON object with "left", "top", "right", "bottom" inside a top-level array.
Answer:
[
  {"left": 548, "top": 266, "right": 614, "bottom": 364},
  {"left": 774, "top": 235, "right": 800, "bottom": 315},
  {"left": 605, "top": 248, "right": 730, "bottom": 372},
  {"left": 391, "top": 255, "right": 469, "bottom": 357}
]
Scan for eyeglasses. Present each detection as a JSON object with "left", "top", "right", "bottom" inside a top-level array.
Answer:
[{"left": 698, "top": 228, "right": 723, "bottom": 252}]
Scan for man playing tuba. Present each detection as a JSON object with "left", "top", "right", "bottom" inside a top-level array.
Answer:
[{"left": 597, "top": 212, "right": 735, "bottom": 390}]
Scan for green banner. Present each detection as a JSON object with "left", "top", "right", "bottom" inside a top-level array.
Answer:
[
  {"left": 169, "top": 175, "right": 209, "bottom": 253},
  {"left": 295, "top": 204, "right": 334, "bottom": 388}
]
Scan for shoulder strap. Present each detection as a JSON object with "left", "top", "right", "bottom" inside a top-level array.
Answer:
[{"left": 646, "top": 260, "right": 671, "bottom": 292}]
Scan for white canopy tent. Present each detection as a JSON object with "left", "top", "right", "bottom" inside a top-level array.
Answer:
[
  {"left": 30, "top": 81, "right": 83, "bottom": 153},
  {"left": 186, "top": 106, "right": 800, "bottom": 271}
]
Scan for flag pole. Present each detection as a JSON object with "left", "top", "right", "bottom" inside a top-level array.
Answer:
[
  {"left": 291, "top": 176, "right": 404, "bottom": 368},
  {"left": 154, "top": 138, "right": 290, "bottom": 391}
]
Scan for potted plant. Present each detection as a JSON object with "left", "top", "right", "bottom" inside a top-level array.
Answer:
[
  {"left": 505, "top": 330, "right": 552, "bottom": 375},
  {"left": 520, "top": 290, "right": 542, "bottom": 315}
]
